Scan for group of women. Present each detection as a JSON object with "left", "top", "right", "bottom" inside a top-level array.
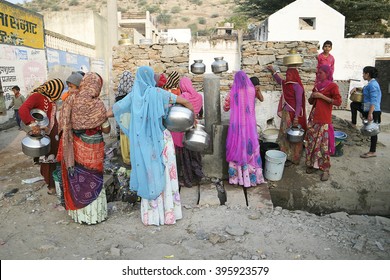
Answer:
[
  {"left": 18, "top": 58, "right": 382, "bottom": 226},
  {"left": 20, "top": 72, "right": 112, "bottom": 225}
]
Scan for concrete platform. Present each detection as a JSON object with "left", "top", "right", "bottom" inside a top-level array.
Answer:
[{"left": 179, "top": 182, "right": 273, "bottom": 210}]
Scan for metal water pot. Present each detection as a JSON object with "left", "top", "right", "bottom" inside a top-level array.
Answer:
[
  {"left": 21, "top": 131, "right": 51, "bottom": 157},
  {"left": 190, "top": 59, "right": 206, "bottom": 74},
  {"left": 286, "top": 124, "right": 305, "bottom": 143},
  {"left": 163, "top": 104, "right": 195, "bottom": 132},
  {"left": 21, "top": 108, "right": 49, "bottom": 133},
  {"left": 360, "top": 119, "right": 380, "bottom": 136},
  {"left": 283, "top": 49, "right": 303, "bottom": 67},
  {"left": 211, "top": 57, "right": 228, "bottom": 73},
  {"left": 349, "top": 88, "right": 363, "bottom": 103},
  {"left": 183, "top": 124, "right": 210, "bottom": 152}
]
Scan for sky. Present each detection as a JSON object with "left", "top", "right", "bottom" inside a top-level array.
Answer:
[{"left": 7, "top": 0, "right": 31, "bottom": 4}]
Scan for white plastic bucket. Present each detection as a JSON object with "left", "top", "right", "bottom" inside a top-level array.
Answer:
[{"left": 264, "top": 150, "right": 287, "bottom": 181}]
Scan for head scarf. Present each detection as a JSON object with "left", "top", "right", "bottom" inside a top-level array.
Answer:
[
  {"left": 115, "top": 70, "right": 134, "bottom": 100},
  {"left": 171, "top": 77, "right": 203, "bottom": 147},
  {"left": 59, "top": 72, "right": 107, "bottom": 169},
  {"left": 279, "top": 68, "right": 306, "bottom": 129},
  {"left": 34, "top": 78, "right": 64, "bottom": 101},
  {"left": 154, "top": 73, "right": 167, "bottom": 88},
  {"left": 113, "top": 66, "right": 176, "bottom": 200},
  {"left": 164, "top": 71, "right": 180, "bottom": 89},
  {"left": 226, "top": 70, "right": 260, "bottom": 166},
  {"left": 315, "top": 65, "right": 333, "bottom": 91}
]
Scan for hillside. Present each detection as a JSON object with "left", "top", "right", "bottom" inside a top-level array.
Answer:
[{"left": 20, "top": 0, "right": 239, "bottom": 35}]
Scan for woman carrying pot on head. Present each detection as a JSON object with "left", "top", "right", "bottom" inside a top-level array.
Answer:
[
  {"left": 19, "top": 79, "right": 64, "bottom": 195},
  {"left": 224, "top": 70, "right": 265, "bottom": 188},
  {"left": 106, "top": 66, "right": 194, "bottom": 226},
  {"left": 358, "top": 66, "right": 382, "bottom": 159},
  {"left": 305, "top": 65, "right": 342, "bottom": 181},
  {"left": 171, "top": 76, "right": 205, "bottom": 189},
  {"left": 267, "top": 65, "right": 307, "bottom": 167},
  {"left": 57, "top": 72, "right": 111, "bottom": 225}
]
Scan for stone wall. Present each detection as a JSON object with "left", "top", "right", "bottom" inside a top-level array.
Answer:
[{"left": 111, "top": 40, "right": 319, "bottom": 94}]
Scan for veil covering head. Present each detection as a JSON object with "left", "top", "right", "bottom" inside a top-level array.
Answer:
[
  {"left": 34, "top": 78, "right": 64, "bottom": 101},
  {"left": 226, "top": 70, "right": 260, "bottom": 166},
  {"left": 113, "top": 66, "right": 176, "bottom": 200}
]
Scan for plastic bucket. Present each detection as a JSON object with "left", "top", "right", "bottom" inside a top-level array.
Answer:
[
  {"left": 260, "top": 141, "right": 280, "bottom": 171},
  {"left": 264, "top": 150, "right": 287, "bottom": 181}
]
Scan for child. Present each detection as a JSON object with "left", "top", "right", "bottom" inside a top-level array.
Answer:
[{"left": 316, "top": 40, "right": 335, "bottom": 81}]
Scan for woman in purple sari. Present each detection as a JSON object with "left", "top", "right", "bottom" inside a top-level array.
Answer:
[{"left": 224, "top": 70, "right": 265, "bottom": 187}]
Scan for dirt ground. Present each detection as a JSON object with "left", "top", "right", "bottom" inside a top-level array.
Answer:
[{"left": 1, "top": 112, "right": 390, "bottom": 261}]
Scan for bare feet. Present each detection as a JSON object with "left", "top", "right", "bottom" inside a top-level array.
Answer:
[{"left": 321, "top": 171, "right": 330, "bottom": 181}]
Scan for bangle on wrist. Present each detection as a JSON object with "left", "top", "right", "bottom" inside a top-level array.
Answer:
[{"left": 330, "top": 98, "right": 333, "bottom": 104}]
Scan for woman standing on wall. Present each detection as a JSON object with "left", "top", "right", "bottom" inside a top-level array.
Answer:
[{"left": 267, "top": 65, "right": 307, "bottom": 166}]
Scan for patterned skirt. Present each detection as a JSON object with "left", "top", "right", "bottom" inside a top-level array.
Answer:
[
  {"left": 140, "top": 130, "right": 182, "bottom": 226},
  {"left": 305, "top": 122, "right": 331, "bottom": 172}
]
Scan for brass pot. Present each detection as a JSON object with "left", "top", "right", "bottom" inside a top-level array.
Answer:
[
  {"left": 283, "top": 49, "right": 303, "bottom": 67},
  {"left": 349, "top": 88, "right": 363, "bottom": 103}
]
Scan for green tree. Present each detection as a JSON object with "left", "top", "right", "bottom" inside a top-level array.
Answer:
[{"left": 157, "top": 11, "right": 172, "bottom": 26}]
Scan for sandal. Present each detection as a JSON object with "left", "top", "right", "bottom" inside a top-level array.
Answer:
[
  {"left": 321, "top": 171, "right": 330, "bottom": 181},
  {"left": 306, "top": 167, "right": 315, "bottom": 174},
  {"left": 360, "top": 152, "right": 376, "bottom": 158}
]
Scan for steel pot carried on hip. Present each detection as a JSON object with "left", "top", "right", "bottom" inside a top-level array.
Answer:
[
  {"left": 163, "top": 104, "right": 195, "bottom": 132},
  {"left": 286, "top": 125, "right": 305, "bottom": 143},
  {"left": 360, "top": 119, "right": 380, "bottom": 136},
  {"left": 183, "top": 124, "right": 210, "bottom": 152},
  {"left": 21, "top": 131, "right": 51, "bottom": 157}
]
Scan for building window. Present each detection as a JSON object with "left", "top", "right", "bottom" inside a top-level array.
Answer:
[{"left": 299, "top": 17, "right": 316, "bottom": 30}]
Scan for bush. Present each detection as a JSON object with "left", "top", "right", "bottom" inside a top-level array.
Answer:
[
  {"left": 157, "top": 11, "right": 172, "bottom": 25},
  {"left": 69, "top": 0, "right": 79, "bottom": 6},
  {"left": 198, "top": 17, "right": 206, "bottom": 25},
  {"left": 171, "top": 6, "right": 181, "bottom": 14},
  {"left": 181, "top": 17, "right": 190, "bottom": 22},
  {"left": 211, "top": 14, "right": 219, "bottom": 18}
]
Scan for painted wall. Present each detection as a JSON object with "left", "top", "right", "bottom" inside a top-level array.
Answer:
[{"left": 0, "top": 1, "right": 46, "bottom": 123}]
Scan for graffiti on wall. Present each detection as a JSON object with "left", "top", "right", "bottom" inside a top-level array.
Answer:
[{"left": 0, "top": 1, "right": 44, "bottom": 49}]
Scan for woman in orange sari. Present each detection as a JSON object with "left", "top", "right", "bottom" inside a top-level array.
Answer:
[{"left": 57, "top": 72, "right": 111, "bottom": 224}]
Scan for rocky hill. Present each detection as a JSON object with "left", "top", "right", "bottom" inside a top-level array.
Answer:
[{"left": 20, "top": 0, "right": 239, "bottom": 35}]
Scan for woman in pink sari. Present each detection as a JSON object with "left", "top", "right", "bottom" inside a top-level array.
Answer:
[
  {"left": 171, "top": 77, "right": 205, "bottom": 188},
  {"left": 224, "top": 70, "right": 265, "bottom": 187}
]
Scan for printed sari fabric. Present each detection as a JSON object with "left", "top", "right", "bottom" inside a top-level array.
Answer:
[
  {"left": 57, "top": 73, "right": 108, "bottom": 224},
  {"left": 305, "top": 108, "right": 331, "bottom": 172},
  {"left": 141, "top": 130, "right": 182, "bottom": 226},
  {"left": 226, "top": 71, "right": 265, "bottom": 187}
]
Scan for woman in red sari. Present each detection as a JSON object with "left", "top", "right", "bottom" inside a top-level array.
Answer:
[
  {"left": 305, "top": 65, "right": 342, "bottom": 181},
  {"left": 267, "top": 65, "right": 307, "bottom": 166},
  {"left": 57, "top": 72, "right": 111, "bottom": 224},
  {"left": 19, "top": 79, "right": 64, "bottom": 195}
]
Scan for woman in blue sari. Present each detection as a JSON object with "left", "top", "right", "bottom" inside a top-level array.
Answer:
[{"left": 107, "top": 66, "right": 193, "bottom": 226}]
